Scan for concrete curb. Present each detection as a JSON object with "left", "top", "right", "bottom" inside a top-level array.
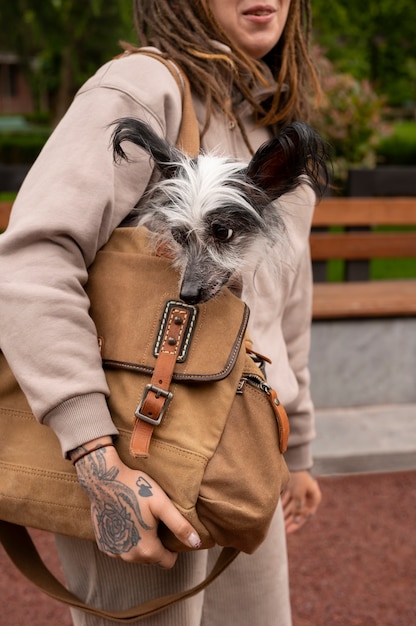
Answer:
[{"left": 312, "top": 403, "right": 416, "bottom": 475}]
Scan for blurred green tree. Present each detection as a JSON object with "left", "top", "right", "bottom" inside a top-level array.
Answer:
[
  {"left": 0, "top": 0, "right": 134, "bottom": 123},
  {"left": 310, "top": 48, "right": 391, "bottom": 192},
  {"left": 312, "top": 0, "right": 416, "bottom": 108}
]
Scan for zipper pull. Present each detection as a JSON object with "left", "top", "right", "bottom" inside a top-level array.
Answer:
[{"left": 267, "top": 388, "right": 290, "bottom": 453}]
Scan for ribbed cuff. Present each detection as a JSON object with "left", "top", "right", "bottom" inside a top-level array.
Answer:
[{"left": 43, "top": 392, "right": 119, "bottom": 458}]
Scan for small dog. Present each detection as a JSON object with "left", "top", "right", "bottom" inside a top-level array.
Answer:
[{"left": 111, "top": 118, "right": 329, "bottom": 304}]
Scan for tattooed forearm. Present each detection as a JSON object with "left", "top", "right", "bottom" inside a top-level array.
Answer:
[{"left": 75, "top": 447, "right": 152, "bottom": 555}]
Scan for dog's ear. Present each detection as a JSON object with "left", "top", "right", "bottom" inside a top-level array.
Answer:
[
  {"left": 245, "top": 121, "right": 330, "bottom": 200},
  {"left": 111, "top": 118, "right": 183, "bottom": 179}
]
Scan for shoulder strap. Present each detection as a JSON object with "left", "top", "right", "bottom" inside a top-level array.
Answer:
[
  {"left": 0, "top": 521, "right": 239, "bottom": 622},
  {"left": 118, "top": 48, "right": 200, "bottom": 158}
]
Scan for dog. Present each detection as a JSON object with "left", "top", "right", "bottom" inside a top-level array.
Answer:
[{"left": 111, "top": 118, "right": 329, "bottom": 304}]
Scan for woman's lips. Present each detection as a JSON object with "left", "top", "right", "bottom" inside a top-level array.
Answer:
[{"left": 242, "top": 5, "right": 276, "bottom": 22}]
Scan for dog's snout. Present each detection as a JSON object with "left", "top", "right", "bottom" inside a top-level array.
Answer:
[
  {"left": 179, "top": 267, "right": 204, "bottom": 304},
  {"left": 180, "top": 284, "right": 202, "bottom": 305}
]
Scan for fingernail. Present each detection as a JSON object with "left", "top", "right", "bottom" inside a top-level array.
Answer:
[{"left": 188, "top": 532, "right": 202, "bottom": 549}]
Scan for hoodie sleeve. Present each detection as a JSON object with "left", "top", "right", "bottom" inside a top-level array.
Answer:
[
  {"left": 0, "top": 53, "right": 183, "bottom": 456},
  {"left": 242, "top": 184, "right": 316, "bottom": 472},
  {"left": 279, "top": 243, "right": 315, "bottom": 471}
]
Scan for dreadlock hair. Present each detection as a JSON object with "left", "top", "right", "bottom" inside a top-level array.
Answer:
[{"left": 130, "top": 0, "right": 321, "bottom": 147}]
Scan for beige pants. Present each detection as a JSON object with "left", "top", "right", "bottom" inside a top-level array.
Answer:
[{"left": 55, "top": 502, "right": 292, "bottom": 626}]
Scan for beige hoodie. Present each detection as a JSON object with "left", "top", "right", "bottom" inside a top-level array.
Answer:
[{"left": 0, "top": 50, "right": 315, "bottom": 470}]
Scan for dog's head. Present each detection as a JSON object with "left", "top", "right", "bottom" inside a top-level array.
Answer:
[{"left": 111, "top": 119, "right": 330, "bottom": 304}]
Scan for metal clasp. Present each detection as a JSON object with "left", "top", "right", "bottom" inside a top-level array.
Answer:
[{"left": 134, "top": 384, "right": 173, "bottom": 426}]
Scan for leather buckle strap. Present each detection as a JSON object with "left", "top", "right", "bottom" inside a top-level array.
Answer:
[
  {"left": 130, "top": 300, "right": 198, "bottom": 457},
  {"left": 135, "top": 384, "right": 173, "bottom": 426}
]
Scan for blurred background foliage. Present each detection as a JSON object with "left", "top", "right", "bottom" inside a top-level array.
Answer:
[
  {"left": 310, "top": 47, "right": 390, "bottom": 189},
  {"left": 0, "top": 0, "right": 134, "bottom": 122},
  {"left": 311, "top": 0, "right": 416, "bottom": 108},
  {"left": 0, "top": 0, "right": 415, "bottom": 191},
  {"left": 310, "top": 0, "right": 416, "bottom": 190}
]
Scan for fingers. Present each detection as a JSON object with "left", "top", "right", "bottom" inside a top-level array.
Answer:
[
  {"left": 112, "top": 497, "right": 202, "bottom": 568},
  {"left": 89, "top": 465, "right": 202, "bottom": 568},
  {"left": 282, "top": 470, "right": 322, "bottom": 535},
  {"left": 284, "top": 498, "right": 312, "bottom": 534},
  {"left": 120, "top": 534, "right": 179, "bottom": 570},
  {"left": 100, "top": 527, "right": 179, "bottom": 569},
  {"left": 283, "top": 495, "right": 305, "bottom": 534},
  {"left": 150, "top": 487, "right": 202, "bottom": 551},
  {"left": 77, "top": 441, "right": 202, "bottom": 568}
]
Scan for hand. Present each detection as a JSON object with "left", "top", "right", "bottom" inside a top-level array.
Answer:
[
  {"left": 71, "top": 438, "right": 202, "bottom": 568},
  {"left": 282, "top": 470, "right": 322, "bottom": 535}
]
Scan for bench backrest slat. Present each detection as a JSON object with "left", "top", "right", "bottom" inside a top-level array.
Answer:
[
  {"left": 313, "top": 280, "right": 416, "bottom": 319},
  {"left": 313, "top": 197, "right": 416, "bottom": 227},
  {"left": 311, "top": 231, "right": 416, "bottom": 260}
]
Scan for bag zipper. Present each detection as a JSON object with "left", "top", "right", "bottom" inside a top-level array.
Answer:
[
  {"left": 237, "top": 374, "right": 272, "bottom": 396},
  {"left": 237, "top": 373, "right": 289, "bottom": 452}
]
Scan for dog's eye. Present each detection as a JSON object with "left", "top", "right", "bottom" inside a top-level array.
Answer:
[{"left": 212, "top": 224, "right": 233, "bottom": 242}]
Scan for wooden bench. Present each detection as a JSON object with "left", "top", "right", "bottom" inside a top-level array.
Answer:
[
  {"left": 3, "top": 196, "right": 416, "bottom": 320},
  {"left": 311, "top": 197, "right": 416, "bottom": 319}
]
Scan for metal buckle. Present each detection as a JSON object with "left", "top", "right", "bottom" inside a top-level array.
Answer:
[{"left": 134, "top": 384, "right": 173, "bottom": 426}]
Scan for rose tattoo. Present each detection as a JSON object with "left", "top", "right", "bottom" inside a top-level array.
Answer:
[{"left": 75, "top": 447, "right": 152, "bottom": 555}]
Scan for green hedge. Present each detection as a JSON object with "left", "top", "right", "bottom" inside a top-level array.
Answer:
[
  {"left": 0, "top": 115, "right": 51, "bottom": 164},
  {"left": 377, "top": 121, "right": 416, "bottom": 165},
  {"left": 0, "top": 130, "right": 50, "bottom": 164}
]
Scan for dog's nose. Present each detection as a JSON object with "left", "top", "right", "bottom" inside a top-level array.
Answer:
[
  {"left": 180, "top": 279, "right": 202, "bottom": 305},
  {"left": 180, "top": 288, "right": 202, "bottom": 305}
]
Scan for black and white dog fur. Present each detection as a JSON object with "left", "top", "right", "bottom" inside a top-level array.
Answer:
[{"left": 111, "top": 119, "right": 329, "bottom": 304}]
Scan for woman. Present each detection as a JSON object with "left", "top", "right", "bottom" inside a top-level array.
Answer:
[{"left": 0, "top": 0, "right": 322, "bottom": 624}]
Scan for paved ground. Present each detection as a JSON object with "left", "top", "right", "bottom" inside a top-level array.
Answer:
[
  {"left": 1, "top": 468, "right": 415, "bottom": 626},
  {"left": 287, "top": 469, "right": 416, "bottom": 626}
]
